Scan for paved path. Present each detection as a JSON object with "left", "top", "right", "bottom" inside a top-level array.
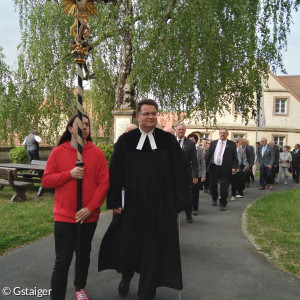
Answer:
[{"left": 1, "top": 181, "right": 300, "bottom": 300}]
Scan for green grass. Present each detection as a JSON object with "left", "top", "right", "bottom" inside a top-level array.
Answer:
[
  {"left": 247, "top": 189, "right": 300, "bottom": 278},
  {"left": 0, "top": 185, "right": 107, "bottom": 256},
  {"left": 0, "top": 186, "right": 54, "bottom": 255}
]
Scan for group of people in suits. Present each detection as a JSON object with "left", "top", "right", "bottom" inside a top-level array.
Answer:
[
  {"left": 173, "top": 127, "right": 299, "bottom": 214},
  {"left": 175, "top": 127, "right": 241, "bottom": 212},
  {"left": 256, "top": 138, "right": 298, "bottom": 189}
]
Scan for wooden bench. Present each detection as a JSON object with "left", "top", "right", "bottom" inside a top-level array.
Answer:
[
  {"left": 16, "top": 160, "right": 47, "bottom": 197},
  {"left": 0, "top": 167, "right": 34, "bottom": 202},
  {"left": 18, "top": 160, "right": 47, "bottom": 180}
]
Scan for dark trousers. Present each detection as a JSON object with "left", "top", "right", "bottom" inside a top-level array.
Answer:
[
  {"left": 51, "top": 221, "right": 97, "bottom": 300},
  {"left": 245, "top": 166, "right": 254, "bottom": 184},
  {"left": 204, "top": 172, "right": 210, "bottom": 190},
  {"left": 184, "top": 190, "right": 193, "bottom": 219},
  {"left": 209, "top": 164, "right": 230, "bottom": 207},
  {"left": 231, "top": 172, "right": 243, "bottom": 196},
  {"left": 192, "top": 179, "right": 200, "bottom": 211},
  {"left": 27, "top": 149, "right": 39, "bottom": 164},
  {"left": 259, "top": 165, "right": 273, "bottom": 187},
  {"left": 121, "top": 271, "right": 156, "bottom": 300},
  {"left": 271, "top": 165, "right": 279, "bottom": 183},
  {"left": 293, "top": 166, "right": 300, "bottom": 183}
]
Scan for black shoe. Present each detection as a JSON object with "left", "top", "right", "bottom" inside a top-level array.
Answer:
[
  {"left": 192, "top": 211, "right": 198, "bottom": 216},
  {"left": 212, "top": 201, "right": 217, "bottom": 206},
  {"left": 220, "top": 205, "right": 226, "bottom": 211},
  {"left": 186, "top": 218, "right": 193, "bottom": 223},
  {"left": 118, "top": 274, "right": 133, "bottom": 297},
  {"left": 251, "top": 179, "right": 255, "bottom": 183}
]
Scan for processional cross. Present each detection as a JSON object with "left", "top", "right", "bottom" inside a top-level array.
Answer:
[{"left": 61, "top": 0, "right": 107, "bottom": 276}]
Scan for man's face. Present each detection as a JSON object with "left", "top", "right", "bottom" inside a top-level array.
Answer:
[
  {"left": 136, "top": 105, "right": 157, "bottom": 132},
  {"left": 176, "top": 125, "right": 186, "bottom": 139},
  {"left": 207, "top": 140, "right": 211, "bottom": 147},
  {"left": 201, "top": 140, "right": 207, "bottom": 148},
  {"left": 261, "top": 138, "right": 267, "bottom": 146},
  {"left": 219, "top": 129, "right": 228, "bottom": 141},
  {"left": 295, "top": 144, "right": 299, "bottom": 150}
]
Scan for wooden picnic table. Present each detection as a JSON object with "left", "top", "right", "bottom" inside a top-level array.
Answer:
[{"left": 0, "top": 161, "right": 46, "bottom": 197}]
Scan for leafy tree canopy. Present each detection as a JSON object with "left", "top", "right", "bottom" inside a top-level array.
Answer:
[{"left": 2, "top": 0, "right": 299, "bottom": 144}]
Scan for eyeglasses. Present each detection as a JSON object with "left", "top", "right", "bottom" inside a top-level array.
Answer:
[{"left": 139, "top": 112, "right": 158, "bottom": 117}]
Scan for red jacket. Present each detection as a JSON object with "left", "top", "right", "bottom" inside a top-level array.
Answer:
[{"left": 42, "top": 141, "right": 110, "bottom": 223}]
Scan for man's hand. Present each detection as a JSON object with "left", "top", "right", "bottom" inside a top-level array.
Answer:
[
  {"left": 113, "top": 207, "right": 122, "bottom": 214},
  {"left": 75, "top": 207, "right": 91, "bottom": 224},
  {"left": 268, "top": 165, "right": 272, "bottom": 170},
  {"left": 201, "top": 177, "right": 206, "bottom": 182},
  {"left": 232, "top": 168, "right": 237, "bottom": 174},
  {"left": 193, "top": 177, "right": 198, "bottom": 184},
  {"left": 70, "top": 166, "right": 84, "bottom": 179}
]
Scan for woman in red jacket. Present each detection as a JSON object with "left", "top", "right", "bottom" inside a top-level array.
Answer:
[{"left": 42, "top": 114, "right": 110, "bottom": 300}]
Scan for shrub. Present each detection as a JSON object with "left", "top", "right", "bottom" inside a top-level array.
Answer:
[
  {"left": 96, "top": 144, "right": 114, "bottom": 166},
  {"left": 9, "top": 146, "right": 28, "bottom": 163}
]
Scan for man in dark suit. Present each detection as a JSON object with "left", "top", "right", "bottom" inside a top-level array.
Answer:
[
  {"left": 205, "top": 128, "right": 238, "bottom": 211},
  {"left": 175, "top": 123, "right": 198, "bottom": 223},
  {"left": 269, "top": 141, "right": 280, "bottom": 185},
  {"left": 243, "top": 140, "right": 255, "bottom": 187},
  {"left": 257, "top": 137, "right": 275, "bottom": 190},
  {"left": 292, "top": 144, "right": 300, "bottom": 183}
]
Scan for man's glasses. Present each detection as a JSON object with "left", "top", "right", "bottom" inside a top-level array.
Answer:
[{"left": 139, "top": 112, "right": 158, "bottom": 117}]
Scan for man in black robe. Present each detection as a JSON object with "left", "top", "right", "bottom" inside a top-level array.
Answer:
[{"left": 98, "top": 99, "right": 188, "bottom": 300}]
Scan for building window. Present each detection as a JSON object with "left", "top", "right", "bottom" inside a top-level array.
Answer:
[
  {"left": 200, "top": 133, "right": 210, "bottom": 139},
  {"left": 233, "top": 133, "right": 245, "bottom": 139},
  {"left": 233, "top": 103, "right": 243, "bottom": 114},
  {"left": 273, "top": 136, "right": 285, "bottom": 147},
  {"left": 275, "top": 98, "right": 287, "bottom": 115}
]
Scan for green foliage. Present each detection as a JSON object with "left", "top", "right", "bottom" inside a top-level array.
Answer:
[
  {"left": 9, "top": 146, "right": 28, "bottom": 163},
  {"left": 0, "top": 47, "right": 18, "bottom": 146},
  {"left": 247, "top": 190, "right": 300, "bottom": 278},
  {"left": 2, "top": 0, "right": 299, "bottom": 143},
  {"left": 97, "top": 143, "right": 114, "bottom": 166}
]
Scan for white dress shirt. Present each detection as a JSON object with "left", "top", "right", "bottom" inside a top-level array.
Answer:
[{"left": 213, "top": 139, "right": 227, "bottom": 166}]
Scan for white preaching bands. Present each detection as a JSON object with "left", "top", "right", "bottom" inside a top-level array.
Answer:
[{"left": 136, "top": 128, "right": 157, "bottom": 150}]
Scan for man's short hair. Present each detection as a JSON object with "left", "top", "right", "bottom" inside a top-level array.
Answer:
[
  {"left": 175, "top": 123, "right": 186, "bottom": 129},
  {"left": 219, "top": 128, "right": 228, "bottom": 133},
  {"left": 137, "top": 99, "right": 158, "bottom": 114}
]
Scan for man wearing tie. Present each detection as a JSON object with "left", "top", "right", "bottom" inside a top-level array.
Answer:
[
  {"left": 205, "top": 128, "right": 238, "bottom": 211},
  {"left": 257, "top": 137, "right": 275, "bottom": 190},
  {"left": 175, "top": 123, "right": 199, "bottom": 223}
]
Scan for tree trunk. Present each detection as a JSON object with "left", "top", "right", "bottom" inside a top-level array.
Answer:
[{"left": 115, "top": 0, "right": 135, "bottom": 109}]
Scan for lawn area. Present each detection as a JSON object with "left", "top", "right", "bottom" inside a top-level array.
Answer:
[
  {"left": 247, "top": 189, "right": 300, "bottom": 279},
  {"left": 0, "top": 185, "right": 107, "bottom": 256},
  {"left": 0, "top": 186, "right": 54, "bottom": 255}
]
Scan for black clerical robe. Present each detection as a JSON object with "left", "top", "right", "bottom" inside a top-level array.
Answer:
[{"left": 98, "top": 128, "right": 189, "bottom": 291}]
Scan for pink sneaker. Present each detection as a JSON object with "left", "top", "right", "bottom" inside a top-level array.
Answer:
[{"left": 76, "top": 289, "right": 90, "bottom": 300}]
